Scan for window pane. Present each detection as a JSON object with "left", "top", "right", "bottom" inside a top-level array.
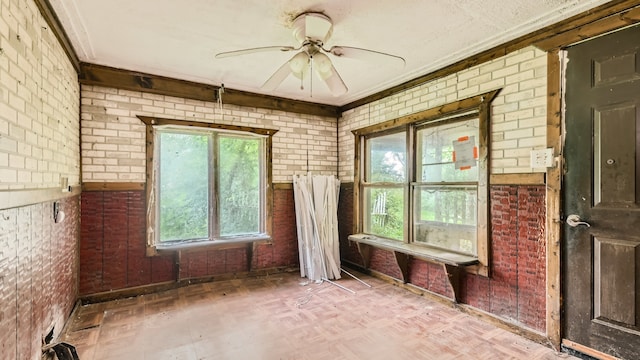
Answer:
[
  {"left": 363, "top": 187, "right": 404, "bottom": 241},
  {"left": 417, "top": 118, "right": 479, "bottom": 182},
  {"left": 366, "top": 131, "right": 406, "bottom": 182},
  {"left": 413, "top": 185, "right": 477, "bottom": 255},
  {"left": 219, "top": 136, "right": 261, "bottom": 236},
  {"left": 159, "top": 132, "right": 209, "bottom": 242}
]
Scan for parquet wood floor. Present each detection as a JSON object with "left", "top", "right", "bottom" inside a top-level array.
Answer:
[{"left": 61, "top": 271, "right": 575, "bottom": 360}]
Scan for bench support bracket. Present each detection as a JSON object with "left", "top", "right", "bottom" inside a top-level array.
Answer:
[
  {"left": 356, "top": 242, "right": 372, "bottom": 269},
  {"left": 443, "top": 263, "right": 462, "bottom": 303},
  {"left": 394, "top": 251, "right": 410, "bottom": 283}
]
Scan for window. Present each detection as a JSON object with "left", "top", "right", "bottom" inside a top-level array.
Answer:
[
  {"left": 414, "top": 118, "right": 479, "bottom": 255},
  {"left": 363, "top": 130, "right": 406, "bottom": 241},
  {"left": 353, "top": 91, "right": 496, "bottom": 272},
  {"left": 139, "top": 116, "right": 278, "bottom": 252}
]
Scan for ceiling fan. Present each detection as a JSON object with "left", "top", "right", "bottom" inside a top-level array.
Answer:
[{"left": 215, "top": 12, "right": 405, "bottom": 96}]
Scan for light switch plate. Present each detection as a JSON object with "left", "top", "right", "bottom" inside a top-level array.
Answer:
[{"left": 530, "top": 148, "right": 554, "bottom": 168}]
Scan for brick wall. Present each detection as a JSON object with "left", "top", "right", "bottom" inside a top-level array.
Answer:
[
  {"left": 80, "top": 86, "right": 338, "bottom": 183},
  {"left": 79, "top": 191, "right": 175, "bottom": 294},
  {"left": 338, "top": 46, "right": 547, "bottom": 181},
  {"left": 79, "top": 83, "right": 334, "bottom": 293},
  {"left": 0, "top": 196, "right": 79, "bottom": 359},
  {"left": 1, "top": 0, "right": 81, "bottom": 358},
  {"left": 339, "top": 184, "right": 547, "bottom": 332},
  {"left": 337, "top": 46, "right": 550, "bottom": 333},
  {"left": 79, "top": 188, "right": 298, "bottom": 295},
  {"left": 0, "top": 0, "right": 80, "bottom": 190}
]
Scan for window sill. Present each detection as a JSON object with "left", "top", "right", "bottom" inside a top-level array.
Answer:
[
  {"left": 348, "top": 234, "right": 478, "bottom": 266},
  {"left": 348, "top": 233, "right": 479, "bottom": 303},
  {"left": 152, "top": 235, "right": 272, "bottom": 255}
]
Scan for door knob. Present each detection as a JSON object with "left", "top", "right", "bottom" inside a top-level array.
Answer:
[{"left": 566, "top": 214, "right": 591, "bottom": 228}]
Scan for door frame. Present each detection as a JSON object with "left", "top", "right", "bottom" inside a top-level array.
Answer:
[{"left": 542, "top": 4, "right": 640, "bottom": 350}]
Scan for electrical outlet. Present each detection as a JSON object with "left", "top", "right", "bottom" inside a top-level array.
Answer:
[{"left": 530, "top": 148, "right": 554, "bottom": 168}]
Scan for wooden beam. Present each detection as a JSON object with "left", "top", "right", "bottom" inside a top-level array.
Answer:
[
  {"left": 534, "top": 4, "right": 640, "bottom": 51},
  {"left": 342, "top": 53, "right": 507, "bottom": 112},
  {"left": 33, "top": 0, "right": 80, "bottom": 72},
  {"left": 490, "top": 173, "right": 546, "bottom": 185},
  {"left": 351, "top": 89, "right": 500, "bottom": 138},
  {"left": 352, "top": 134, "right": 361, "bottom": 234},
  {"left": 546, "top": 50, "right": 563, "bottom": 351},
  {"left": 82, "top": 182, "right": 145, "bottom": 192},
  {"left": 137, "top": 116, "right": 278, "bottom": 136},
  {"left": 352, "top": 90, "right": 500, "bottom": 136},
  {"left": 273, "top": 183, "right": 293, "bottom": 190},
  {"left": 340, "top": 0, "right": 640, "bottom": 112},
  {"left": 79, "top": 63, "right": 340, "bottom": 118},
  {"left": 476, "top": 99, "right": 491, "bottom": 278}
]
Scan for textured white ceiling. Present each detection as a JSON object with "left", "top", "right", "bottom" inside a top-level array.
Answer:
[{"left": 50, "top": 0, "right": 613, "bottom": 106}]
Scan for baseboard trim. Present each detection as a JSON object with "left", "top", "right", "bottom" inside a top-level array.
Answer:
[{"left": 561, "top": 339, "right": 620, "bottom": 360}]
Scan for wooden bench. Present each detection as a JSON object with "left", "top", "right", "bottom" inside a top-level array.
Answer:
[{"left": 348, "top": 234, "right": 478, "bottom": 303}]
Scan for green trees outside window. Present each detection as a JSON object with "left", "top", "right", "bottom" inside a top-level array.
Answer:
[
  {"left": 364, "top": 131, "right": 406, "bottom": 241},
  {"left": 159, "top": 132, "right": 210, "bottom": 241},
  {"left": 157, "top": 128, "right": 264, "bottom": 243}
]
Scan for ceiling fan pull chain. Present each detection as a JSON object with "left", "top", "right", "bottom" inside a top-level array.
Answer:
[{"left": 309, "top": 55, "right": 313, "bottom": 98}]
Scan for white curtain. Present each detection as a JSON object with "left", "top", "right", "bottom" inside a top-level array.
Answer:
[{"left": 293, "top": 173, "right": 341, "bottom": 281}]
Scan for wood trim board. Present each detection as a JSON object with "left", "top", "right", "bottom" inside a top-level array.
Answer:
[
  {"left": 489, "top": 173, "right": 546, "bottom": 185},
  {"left": 0, "top": 186, "right": 81, "bottom": 210},
  {"left": 546, "top": 50, "right": 563, "bottom": 350},
  {"left": 82, "top": 182, "right": 145, "bottom": 192},
  {"left": 33, "top": 0, "right": 80, "bottom": 72},
  {"left": 80, "top": 63, "right": 340, "bottom": 118}
]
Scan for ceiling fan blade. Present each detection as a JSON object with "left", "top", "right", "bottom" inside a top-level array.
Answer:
[
  {"left": 215, "top": 46, "right": 295, "bottom": 59},
  {"left": 261, "top": 58, "right": 294, "bottom": 91},
  {"left": 313, "top": 52, "right": 347, "bottom": 96},
  {"left": 326, "top": 46, "right": 406, "bottom": 67}
]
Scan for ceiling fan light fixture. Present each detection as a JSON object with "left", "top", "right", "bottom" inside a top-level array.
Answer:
[
  {"left": 289, "top": 52, "right": 310, "bottom": 76},
  {"left": 311, "top": 52, "right": 347, "bottom": 96},
  {"left": 312, "top": 52, "right": 333, "bottom": 77}
]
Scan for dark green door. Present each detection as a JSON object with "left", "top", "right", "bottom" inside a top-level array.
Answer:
[{"left": 564, "top": 24, "right": 640, "bottom": 359}]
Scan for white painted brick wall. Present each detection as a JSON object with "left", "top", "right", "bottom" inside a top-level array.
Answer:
[
  {"left": 0, "top": 0, "right": 80, "bottom": 190},
  {"left": 81, "top": 86, "right": 338, "bottom": 183},
  {"left": 338, "top": 46, "right": 547, "bottom": 181}
]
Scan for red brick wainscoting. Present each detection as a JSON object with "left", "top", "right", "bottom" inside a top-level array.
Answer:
[
  {"left": 339, "top": 184, "right": 546, "bottom": 332},
  {"left": 0, "top": 196, "right": 80, "bottom": 359},
  {"left": 79, "top": 187, "right": 299, "bottom": 296}
]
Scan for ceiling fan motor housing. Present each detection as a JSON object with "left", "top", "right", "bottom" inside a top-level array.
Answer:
[{"left": 292, "top": 12, "right": 333, "bottom": 45}]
